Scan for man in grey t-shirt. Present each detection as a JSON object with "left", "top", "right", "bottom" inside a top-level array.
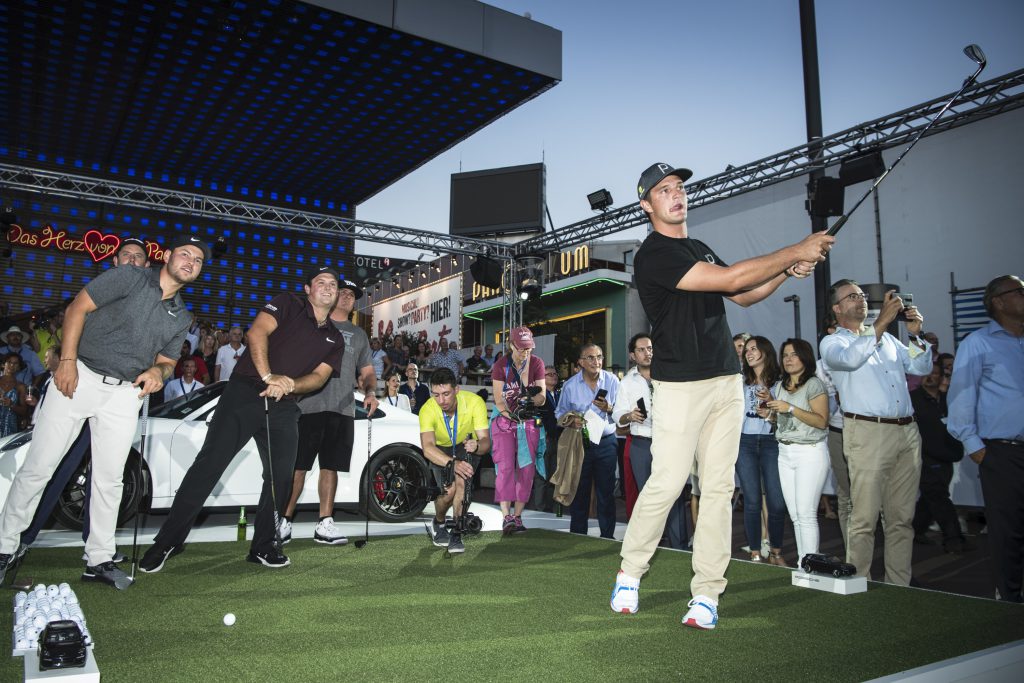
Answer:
[
  {"left": 282, "top": 280, "right": 378, "bottom": 545},
  {"left": 0, "top": 234, "right": 209, "bottom": 590}
]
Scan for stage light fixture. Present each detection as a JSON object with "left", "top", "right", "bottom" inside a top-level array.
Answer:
[
  {"left": 519, "top": 277, "right": 541, "bottom": 301},
  {"left": 587, "top": 188, "right": 613, "bottom": 211},
  {"left": 212, "top": 236, "right": 229, "bottom": 258},
  {"left": 1, "top": 206, "right": 16, "bottom": 235},
  {"left": 451, "top": 256, "right": 459, "bottom": 267},
  {"left": 420, "top": 270, "right": 427, "bottom": 280},
  {"left": 432, "top": 263, "right": 441, "bottom": 273},
  {"left": 407, "top": 273, "right": 413, "bottom": 283}
]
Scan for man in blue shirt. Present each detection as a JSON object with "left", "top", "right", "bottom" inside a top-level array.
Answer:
[
  {"left": 947, "top": 274, "right": 1024, "bottom": 602},
  {"left": 555, "top": 343, "right": 619, "bottom": 539}
]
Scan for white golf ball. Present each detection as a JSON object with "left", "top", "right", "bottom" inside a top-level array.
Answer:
[
  {"left": 25, "top": 626, "right": 38, "bottom": 642},
  {"left": 15, "top": 592, "right": 27, "bottom": 605},
  {"left": 46, "top": 585, "right": 59, "bottom": 597},
  {"left": 223, "top": 613, "right": 236, "bottom": 626},
  {"left": 15, "top": 638, "right": 29, "bottom": 650},
  {"left": 65, "top": 593, "right": 79, "bottom": 605},
  {"left": 32, "top": 614, "right": 47, "bottom": 629},
  {"left": 59, "top": 584, "right": 71, "bottom": 596}
]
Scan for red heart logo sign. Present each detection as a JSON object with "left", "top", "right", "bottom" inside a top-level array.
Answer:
[{"left": 83, "top": 230, "right": 121, "bottom": 262}]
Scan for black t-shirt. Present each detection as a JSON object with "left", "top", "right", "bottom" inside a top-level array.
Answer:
[
  {"left": 233, "top": 293, "right": 344, "bottom": 383},
  {"left": 633, "top": 231, "right": 740, "bottom": 382}
]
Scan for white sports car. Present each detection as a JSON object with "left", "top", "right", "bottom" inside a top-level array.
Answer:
[{"left": 0, "top": 382, "right": 433, "bottom": 530}]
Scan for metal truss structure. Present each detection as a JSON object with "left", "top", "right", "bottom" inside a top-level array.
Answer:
[
  {"left": 517, "top": 68, "right": 1024, "bottom": 254},
  {"left": 2, "top": 68, "right": 1022, "bottom": 322}
]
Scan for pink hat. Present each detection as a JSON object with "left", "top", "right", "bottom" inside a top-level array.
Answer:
[{"left": 509, "top": 326, "right": 535, "bottom": 349}]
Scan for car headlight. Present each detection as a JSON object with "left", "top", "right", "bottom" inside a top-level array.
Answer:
[{"left": 0, "top": 429, "right": 34, "bottom": 452}]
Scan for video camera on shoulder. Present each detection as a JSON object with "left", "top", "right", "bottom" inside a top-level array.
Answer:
[{"left": 511, "top": 385, "right": 543, "bottom": 422}]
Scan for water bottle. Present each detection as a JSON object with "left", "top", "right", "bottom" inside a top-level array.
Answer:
[{"left": 237, "top": 506, "right": 247, "bottom": 541}]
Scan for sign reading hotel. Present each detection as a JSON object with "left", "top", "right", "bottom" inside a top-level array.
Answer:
[
  {"left": 5, "top": 223, "right": 170, "bottom": 262},
  {"left": 373, "top": 275, "right": 462, "bottom": 351}
]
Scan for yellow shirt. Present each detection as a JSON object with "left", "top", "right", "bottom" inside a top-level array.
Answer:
[{"left": 418, "top": 391, "right": 489, "bottom": 447}]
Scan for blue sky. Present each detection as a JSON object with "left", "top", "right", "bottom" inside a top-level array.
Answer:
[{"left": 357, "top": 0, "right": 1024, "bottom": 257}]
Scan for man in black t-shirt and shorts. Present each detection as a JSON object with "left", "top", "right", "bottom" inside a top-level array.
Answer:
[
  {"left": 610, "top": 162, "right": 833, "bottom": 629},
  {"left": 140, "top": 267, "right": 345, "bottom": 572}
]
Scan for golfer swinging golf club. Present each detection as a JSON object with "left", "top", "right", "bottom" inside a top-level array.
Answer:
[
  {"left": 140, "top": 267, "right": 345, "bottom": 572},
  {"left": 610, "top": 163, "right": 832, "bottom": 628},
  {"left": 0, "top": 234, "right": 210, "bottom": 590}
]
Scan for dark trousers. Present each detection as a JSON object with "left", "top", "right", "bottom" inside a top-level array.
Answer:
[
  {"left": 735, "top": 432, "right": 786, "bottom": 550},
  {"left": 22, "top": 427, "right": 93, "bottom": 545},
  {"left": 629, "top": 436, "right": 688, "bottom": 549},
  {"left": 154, "top": 379, "right": 300, "bottom": 554},
  {"left": 978, "top": 441, "right": 1024, "bottom": 602},
  {"left": 912, "top": 459, "right": 961, "bottom": 542},
  {"left": 570, "top": 433, "right": 617, "bottom": 538}
]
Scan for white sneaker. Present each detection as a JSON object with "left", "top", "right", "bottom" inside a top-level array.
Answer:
[
  {"left": 610, "top": 570, "right": 640, "bottom": 614},
  {"left": 682, "top": 595, "right": 718, "bottom": 630},
  {"left": 278, "top": 518, "right": 292, "bottom": 545},
  {"left": 314, "top": 517, "right": 348, "bottom": 545}
]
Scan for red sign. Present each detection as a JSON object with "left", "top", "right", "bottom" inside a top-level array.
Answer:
[{"left": 5, "top": 224, "right": 168, "bottom": 262}]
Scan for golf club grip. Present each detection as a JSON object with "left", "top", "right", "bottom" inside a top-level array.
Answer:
[{"left": 825, "top": 215, "right": 849, "bottom": 237}]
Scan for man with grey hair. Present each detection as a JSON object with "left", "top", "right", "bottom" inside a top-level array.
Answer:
[
  {"left": 819, "top": 279, "right": 932, "bottom": 585},
  {"left": 947, "top": 274, "right": 1024, "bottom": 601},
  {"left": 215, "top": 325, "right": 246, "bottom": 382}
]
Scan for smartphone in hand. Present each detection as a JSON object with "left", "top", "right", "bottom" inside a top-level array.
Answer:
[
  {"left": 595, "top": 388, "right": 608, "bottom": 401},
  {"left": 637, "top": 397, "right": 647, "bottom": 419}
]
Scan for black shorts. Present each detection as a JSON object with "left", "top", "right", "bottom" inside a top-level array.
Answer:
[
  {"left": 429, "top": 445, "right": 481, "bottom": 489},
  {"left": 295, "top": 412, "right": 354, "bottom": 471}
]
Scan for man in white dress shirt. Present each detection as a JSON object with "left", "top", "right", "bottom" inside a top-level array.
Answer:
[{"left": 819, "top": 279, "right": 932, "bottom": 584}]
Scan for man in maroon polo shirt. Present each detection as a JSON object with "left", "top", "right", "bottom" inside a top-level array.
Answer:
[{"left": 140, "top": 267, "right": 345, "bottom": 571}]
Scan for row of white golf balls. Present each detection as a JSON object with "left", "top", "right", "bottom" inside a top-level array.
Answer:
[{"left": 12, "top": 584, "right": 90, "bottom": 650}]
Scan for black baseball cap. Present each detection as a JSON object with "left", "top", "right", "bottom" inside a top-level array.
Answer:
[
  {"left": 637, "top": 162, "right": 694, "bottom": 201},
  {"left": 339, "top": 279, "right": 364, "bottom": 300},
  {"left": 168, "top": 234, "right": 212, "bottom": 261},
  {"left": 118, "top": 237, "right": 149, "bottom": 261},
  {"left": 307, "top": 266, "right": 340, "bottom": 286}
]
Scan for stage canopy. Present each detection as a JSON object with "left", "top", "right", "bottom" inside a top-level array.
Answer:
[{"left": 1, "top": 0, "right": 561, "bottom": 215}]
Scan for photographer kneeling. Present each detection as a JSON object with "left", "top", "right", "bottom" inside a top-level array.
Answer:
[{"left": 419, "top": 368, "right": 491, "bottom": 554}]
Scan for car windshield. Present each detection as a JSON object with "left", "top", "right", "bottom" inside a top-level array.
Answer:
[{"left": 150, "top": 382, "right": 227, "bottom": 419}]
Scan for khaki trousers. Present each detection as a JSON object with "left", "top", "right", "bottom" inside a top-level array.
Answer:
[
  {"left": 621, "top": 374, "right": 742, "bottom": 601},
  {"left": 843, "top": 419, "right": 921, "bottom": 585},
  {"left": 0, "top": 361, "right": 141, "bottom": 564},
  {"left": 827, "top": 428, "right": 852, "bottom": 550}
]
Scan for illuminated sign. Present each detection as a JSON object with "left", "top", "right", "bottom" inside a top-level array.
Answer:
[
  {"left": 559, "top": 244, "right": 589, "bottom": 275},
  {"left": 467, "top": 244, "right": 592, "bottom": 302},
  {"left": 5, "top": 224, "right": 169, "bottom": 262},
  {"left": 373, "top": 275, "right": 462, "bottom": 351}
]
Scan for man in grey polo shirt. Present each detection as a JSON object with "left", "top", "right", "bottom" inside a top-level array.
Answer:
[
  {"left": 281, "top": 280, "right": 378, "bottom": 544},
  {"left": 0, "top": 234, "right": 208, "bottom": 590}
]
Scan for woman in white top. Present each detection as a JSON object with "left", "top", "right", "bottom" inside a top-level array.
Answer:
[
  {"left": 382, "top": 370, "right": 411, "bottom": 412},
  {"left": 766, "top": 338, "right": 830, "bottom": 569}
]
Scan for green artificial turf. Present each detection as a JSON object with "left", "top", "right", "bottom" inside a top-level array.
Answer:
[{"left": 3, "top": 530, "right": 1023, "bottom": 682}]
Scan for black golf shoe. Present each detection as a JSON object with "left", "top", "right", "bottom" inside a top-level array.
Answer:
[
  {"left": 0, "top": 543, "right": 28, "bottom": 586},
  {"left": 246, "top": 547, "right": 290, "bottom": 568},
  {"left": 139, "top": 543, "right": 184, "bottom": 574}
]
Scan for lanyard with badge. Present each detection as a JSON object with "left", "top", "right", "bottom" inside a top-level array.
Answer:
[{"left": 442, "top": 409, "right": 458, "bottom": 456}]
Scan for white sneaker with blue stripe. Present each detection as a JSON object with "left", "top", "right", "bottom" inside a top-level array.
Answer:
[
  {"left": 610, "top": 570, "right": 640, "bottom": 614},
  {"left": 682, "top": 595, "right": 718, "bottom": 630}
]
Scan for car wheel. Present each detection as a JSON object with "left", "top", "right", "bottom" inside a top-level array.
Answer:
[
  {"left": 52, "top": 449, "right": 150, "bottom": 532},
  {"left": 361, "top": 446, "right": 430, "bottom": 523}
]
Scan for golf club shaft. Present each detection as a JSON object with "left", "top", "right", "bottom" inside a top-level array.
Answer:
[
  {"left": 360, "top": 417, "right": 372, "bottom": 546},
  {"left": 827, "top": 60, "right": 985, "bottom": 237},
  {"left": 130, "top": 394, "right": 149, "bottom": 580},
  {"left": 264, "top": 397, "right": 283, "bottom": 551}
]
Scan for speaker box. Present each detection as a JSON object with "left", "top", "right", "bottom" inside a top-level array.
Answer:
[
  {"left": 470, "top": 256, "right": 504, "bottom": 289},
  {"left": 840, "top": 152, "right": 886, "bottom": 185},
  {"left": 806, "top": 177, "right": 845, "bottom": 217}
]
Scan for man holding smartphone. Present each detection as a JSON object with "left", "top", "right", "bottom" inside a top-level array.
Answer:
[
  {"left": 555, "top": 343, "right": 620, "bottom": 539},
  {"left": 820, "top": 280, "right": 932, "bottom": 585},
  {"left": 611, "top": 162, "right": 831, "bottom": 629},
  {"left": 613, "top": 333, "right": 688, "bottom": 549}
]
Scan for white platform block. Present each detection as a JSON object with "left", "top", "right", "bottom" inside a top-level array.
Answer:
[
  {"left": 791, "top": 570, "right": 867, "bottom": 595},
  {"left": 23, "top": 647, "right": 99, "bottom": 682}
]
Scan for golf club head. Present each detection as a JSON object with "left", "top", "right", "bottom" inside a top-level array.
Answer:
[
  {"left": 11, "top": 576, "right": 33, "bottom": 591},
  {"left": 963, "top": 44, "right": 986, "bottom": 68},
  {"left": 354, "top": 539, "right": 367, "bottom": 549}
]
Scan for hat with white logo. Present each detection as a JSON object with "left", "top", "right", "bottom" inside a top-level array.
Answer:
[
  {"left": 637, "top": 162, "right": 693, "bottom": 201},
  {"left": 307, "top": 266, "right": 340, "bottom": 286},
  {"left": 339, "top": 280, "right": 364, "bottom": 300},
  {"left": 168, "top": 234, "right": 212, "bottom": 261}
]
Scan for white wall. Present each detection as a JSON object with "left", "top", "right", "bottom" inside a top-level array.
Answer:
[{"left": 687, "top": 106, "right": 1024, "bottom": 353}]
